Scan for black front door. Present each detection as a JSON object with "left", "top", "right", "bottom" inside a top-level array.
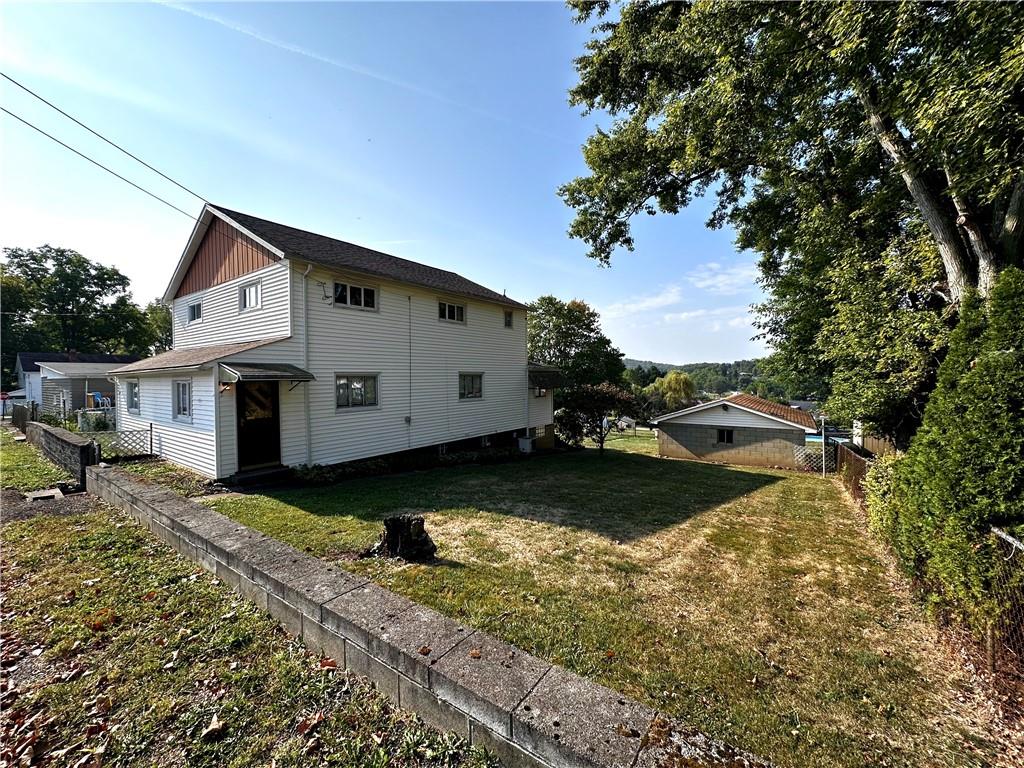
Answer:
[{"left": 237, "top": 381, "right": 281, "bottom": 470}]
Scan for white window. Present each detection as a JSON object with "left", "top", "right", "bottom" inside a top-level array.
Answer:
[
  {"left": 534, "top": 387, "right": 548, "bottom": 398},
  {"left": 459, "top": 373, "right": 482, "bottom": 400},
  {"left": 173, "top": 380, "right": 192, "bottom": 422},
  {"left": 439, "top": 301, "right": 465, "bottom": 323},
  {"left": 334, "top": 281, "right": 377, "bottom": 310},
  {"left": 187, "top": 302, "right": 202, "bottom": 323},
  {"left": 239, "top": 281, "right": 261, "bottom": 311},
  {"left": 336, "top": 374, "right": 379, "bottom": 408},
  {"left": 504, "top": 310, "right": 513, "bottom": 328},
  {"left": 126, "top": 380, "right": 140, "bottom": 413}
]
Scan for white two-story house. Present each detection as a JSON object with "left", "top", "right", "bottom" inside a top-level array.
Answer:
[{"left": 111, "top": 204, "right": 556, "bottom": 479}]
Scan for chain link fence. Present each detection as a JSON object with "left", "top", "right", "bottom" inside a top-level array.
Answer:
[{"left": 988, "top": 527, "right": 1024, "bottom": 722}]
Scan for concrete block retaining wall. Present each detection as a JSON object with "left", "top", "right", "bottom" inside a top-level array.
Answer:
[
  {"left": 27, "top": 422, "right": 99, "bottom": 488},
  {"left": 86, "top": 466, "right": 768, "bottom": 768},
  {"left": 657, "top": 423, "right": 804, "bottom": 469}
]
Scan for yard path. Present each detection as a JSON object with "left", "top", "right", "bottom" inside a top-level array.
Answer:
[{"left": 198, "top": 433, "right": 1005, "bottom": 768}]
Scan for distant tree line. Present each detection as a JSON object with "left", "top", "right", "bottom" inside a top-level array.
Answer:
[{"left": 1, "top": 246, "right": 171, "bottom": 387}]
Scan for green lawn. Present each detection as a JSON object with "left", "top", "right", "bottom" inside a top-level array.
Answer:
[
  {"left": 0, "top": 427, "right": 73, "bottom": 492},
  {"left": 197, "top": 431, "right": 996, "bottom": 768},
  {"left": 0, "top": 505, "right": 495, "bottom": 768}
]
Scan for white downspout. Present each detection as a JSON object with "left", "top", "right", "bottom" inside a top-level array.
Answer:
[{"left": 302, "top": 263, "right": 313, "bottom": 465}]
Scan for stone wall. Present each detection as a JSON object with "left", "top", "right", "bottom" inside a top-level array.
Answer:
[
  {"left": 658, "top": 422, "right": 804, "bottom": 469},
  {"left": 26, "top": 421, "right": 98, "bottom": 488},
  {"left": 86, "top": 466, "right": 769, "bottom": 768}
]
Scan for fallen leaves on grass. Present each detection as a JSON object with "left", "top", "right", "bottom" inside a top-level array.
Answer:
[{"left": 200, "top": 713, "right": 226, "bottom": 741}]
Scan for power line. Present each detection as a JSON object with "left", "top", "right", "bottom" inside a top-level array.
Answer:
[
  {"left": 1, "top": 71, "right": 207, "bottom": 204},
  {"left": 1, "top": 106, "right": 196, "bottom": 221}
]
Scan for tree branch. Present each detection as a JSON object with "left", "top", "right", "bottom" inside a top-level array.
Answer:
[
  {"left": 944, "top": 163, "right": 1000, "bottom": 296},
  {"left": 855, "top": 81, "right": 972, "bottom": 302},
  {"left": 1000, "top": 172, "right": 1024, "bottom": 267}
]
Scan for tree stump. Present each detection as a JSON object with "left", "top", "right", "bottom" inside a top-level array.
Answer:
[{"left": 362, "top": 514, "right": 437, "bottom": 562}]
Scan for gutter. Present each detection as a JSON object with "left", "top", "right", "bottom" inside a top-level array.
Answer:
[{"left": 302, "top": 263, "right": 313, "bottom": 465}]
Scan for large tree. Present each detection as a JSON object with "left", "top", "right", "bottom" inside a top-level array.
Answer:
[
  {"left": 527, "top": 295, "right": 625, "bottom": 394},
  {"left": 1, "top": 246, "right": 167, "bottom": 384},
  {"left": 560, "top": 1, "right": 1024, "bottom": 443}
]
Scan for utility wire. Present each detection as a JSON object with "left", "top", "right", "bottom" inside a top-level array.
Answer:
[
  {"left": 1, "top": 106, "right": 196, "bottom": 221},
  {"left": 2, "top": 71, "right": 207, "bottom": 204}
]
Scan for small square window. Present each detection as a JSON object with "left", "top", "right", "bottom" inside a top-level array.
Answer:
[
  {"left": 717, "top": 428, "right": 734, "bottom": 444},
  {"left": 187, "top": 302, "right": 202, "bottom": 323},
  {"left": 239, "top": 282, "right": 261, "bottom": 311},
  {"left": 504, "top": 310, "right": 513, "bottom": 328},
  {"left": 459, "top": 373, "right": 482, "bottom": 399},
  {"left": 440, "top": 301, "right": 466, "bottom": 324}
]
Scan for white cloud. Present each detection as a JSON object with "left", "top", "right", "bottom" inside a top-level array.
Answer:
[
  {"left": 687, "top": 260, "right": 759, "bottom": 296},
  {"left": 662, "top": 305, "right": 752, "bottom": 328},
  {"left": 602, "top": 285, "right": 681, "bottom": 319}
]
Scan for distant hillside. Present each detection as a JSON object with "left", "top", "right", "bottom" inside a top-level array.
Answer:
[{"left": 624, "top": 357, "right": 783, "bottom": 397}]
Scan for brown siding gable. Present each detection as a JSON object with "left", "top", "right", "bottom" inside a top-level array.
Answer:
[{"left": 175, "top": 216, "right": 279, "bottom": 298}]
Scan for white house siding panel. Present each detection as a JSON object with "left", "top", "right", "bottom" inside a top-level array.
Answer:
[
  {"left": 116, "top": 370, "right": 218, "bottom": 477},
  {"left": 663, "top": 406, "right": 801, "bottom": 430},
  {"left": 529, "top": 391, "right": 553, "bottom": 428},
  {"left": 172, "top": 262, "right": 291, "bottom": 349},
  {"left": 240, "top": 264, "right": 530, "bottom": 468}
]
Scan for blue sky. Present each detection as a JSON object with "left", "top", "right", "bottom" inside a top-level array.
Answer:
[{"left": 0, "top": 1, "right": 767, "bottom": 364}]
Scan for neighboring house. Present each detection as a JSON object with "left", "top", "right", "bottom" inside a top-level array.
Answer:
[
  {"left": 652, "top": 393, "right": 819, "bottom": 468},
  {"left": 37, "top": 361, "right": 130, "bottom": 413},
  {"left": 110, "top": 204, "right": 556, "bottom": 479},
  {"left": 852, "top": 420, "right": 897, "bottom": 457},
  {"left": 15, "top": 352, "right": 139, "bottom": 407}
]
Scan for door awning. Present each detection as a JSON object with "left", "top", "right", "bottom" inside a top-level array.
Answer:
[
  {"left": 219, "top": 362, "right": 315, "bottom": 383},
  {"left": 528, "top": 362, "right": 564, "bottom": 389}
]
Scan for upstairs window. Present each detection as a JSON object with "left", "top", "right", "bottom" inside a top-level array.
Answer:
[
  {"left": 504, "top": 310, "right": 514, "bottom": 328},
  {"left": 336, "top": 374, "right": 379, "bottom": 408},
  {"left": 717, "top": 428, "right": 734, "bottom": 445},
  {"left": 173, "top": 380, "right": 192, "bottom": 422},
  {"left": 334, "top": 282, "right": 376, "bottom": 310},
  {"left": 126, "top": 380, "right": 140, "bottom": 413},
  {"left": 187, "top": 302, "right": 202, "bottom": 323},
  {"left": 459, "top": 373, "right": 482, "bottom": 400},
  {"left": 239, "top": 281, "right": 261, "bottom": 311},
  {"left": 439, "top": 301, "right": 465, "bottom": 323}
]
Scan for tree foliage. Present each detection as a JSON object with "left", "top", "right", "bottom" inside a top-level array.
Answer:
[
  {"left": 562, "top": 0, "right": 1024, "bottom": 442},
  {"left": 1, "top": 246, "right": 169, "bottom": 385},
  {"left": 866, "top": 268, "right": 1024, "bottom": 630},
  {"left": 527, "top": 295, "right": 625, "bottom": 396},
  {"left": 642, "top": 369, "right": 696, "bottom": 415},
  {"left": 555, "top": 382, "right": 638, "bottom": 454}
]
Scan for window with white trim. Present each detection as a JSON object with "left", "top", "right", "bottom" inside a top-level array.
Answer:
[
  {"left": 439, "top": 301, "right": 465, "bottom": 323},
  {"left": 334, "top": 281, "right": 377, "bottom": 310},
  {"left": 504, "top": 310, "right": 513, "bottom": 328},
  {"left": 187, "top": 302, "right": 202, "bottom": 323},
  {"left": 336, "top": 374, "right": 379, "bottom": 408},
  {"left": 716, "top": 428, "right": 734, "bottom": 444},
  {"left": 173, "top": 379, "right": 192, "bottom": 422},
  {"left": 126, "top": 380, "right": 140, "bottom": 413},
  {"left": 239, "top": 281, "right": 261, "bottom": 311},
  {"left": 459, "top": 373, "right": 482, "bottom": 400}
]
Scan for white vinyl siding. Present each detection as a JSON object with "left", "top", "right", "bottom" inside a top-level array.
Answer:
[
  {"left": 115, "top": 370, "right": 218, "bottom": 477},
  {"left": 528, "top": 388, "right": 553, "bottom": 428},
  {"left": 173, "top": 262, "right": 290, "bottom": 349}
]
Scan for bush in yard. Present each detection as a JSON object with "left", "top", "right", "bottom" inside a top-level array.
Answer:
[
  {"left": 870, "top": 267, "right": 1024, "bottom": 631},
  {"left": 555, "top": 383, "right": 638, "bottom": 454}
]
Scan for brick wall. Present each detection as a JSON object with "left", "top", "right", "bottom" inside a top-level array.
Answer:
[
  {"left": 26, "top": 421, "right": 99, "bottom": 488},
  {"left": 658, "top": 422, "right": 804, "bottom": 468}
]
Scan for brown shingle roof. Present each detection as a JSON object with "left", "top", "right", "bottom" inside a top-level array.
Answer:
[
  {"left": 109, "top": 338, "right": 287, "bottom": 374},
  {"left": 726, "top": 393, "right": 817, "bottom": 430},
  {"left": 212, "top": 205, "right": 526, "bottom": 309}
]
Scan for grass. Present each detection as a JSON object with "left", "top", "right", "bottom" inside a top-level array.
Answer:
[
  {"left": 119, "top": 458, "right": 217, "bottom": 498},
  {"left": 0, "top": 505, "right": 497, "bottom": 767},
  {"left": 203, "top": 430, "right": 997, "bottom": 768},
  {"left": 0, "top": 427, "right": 73, "bottom": 492}
]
